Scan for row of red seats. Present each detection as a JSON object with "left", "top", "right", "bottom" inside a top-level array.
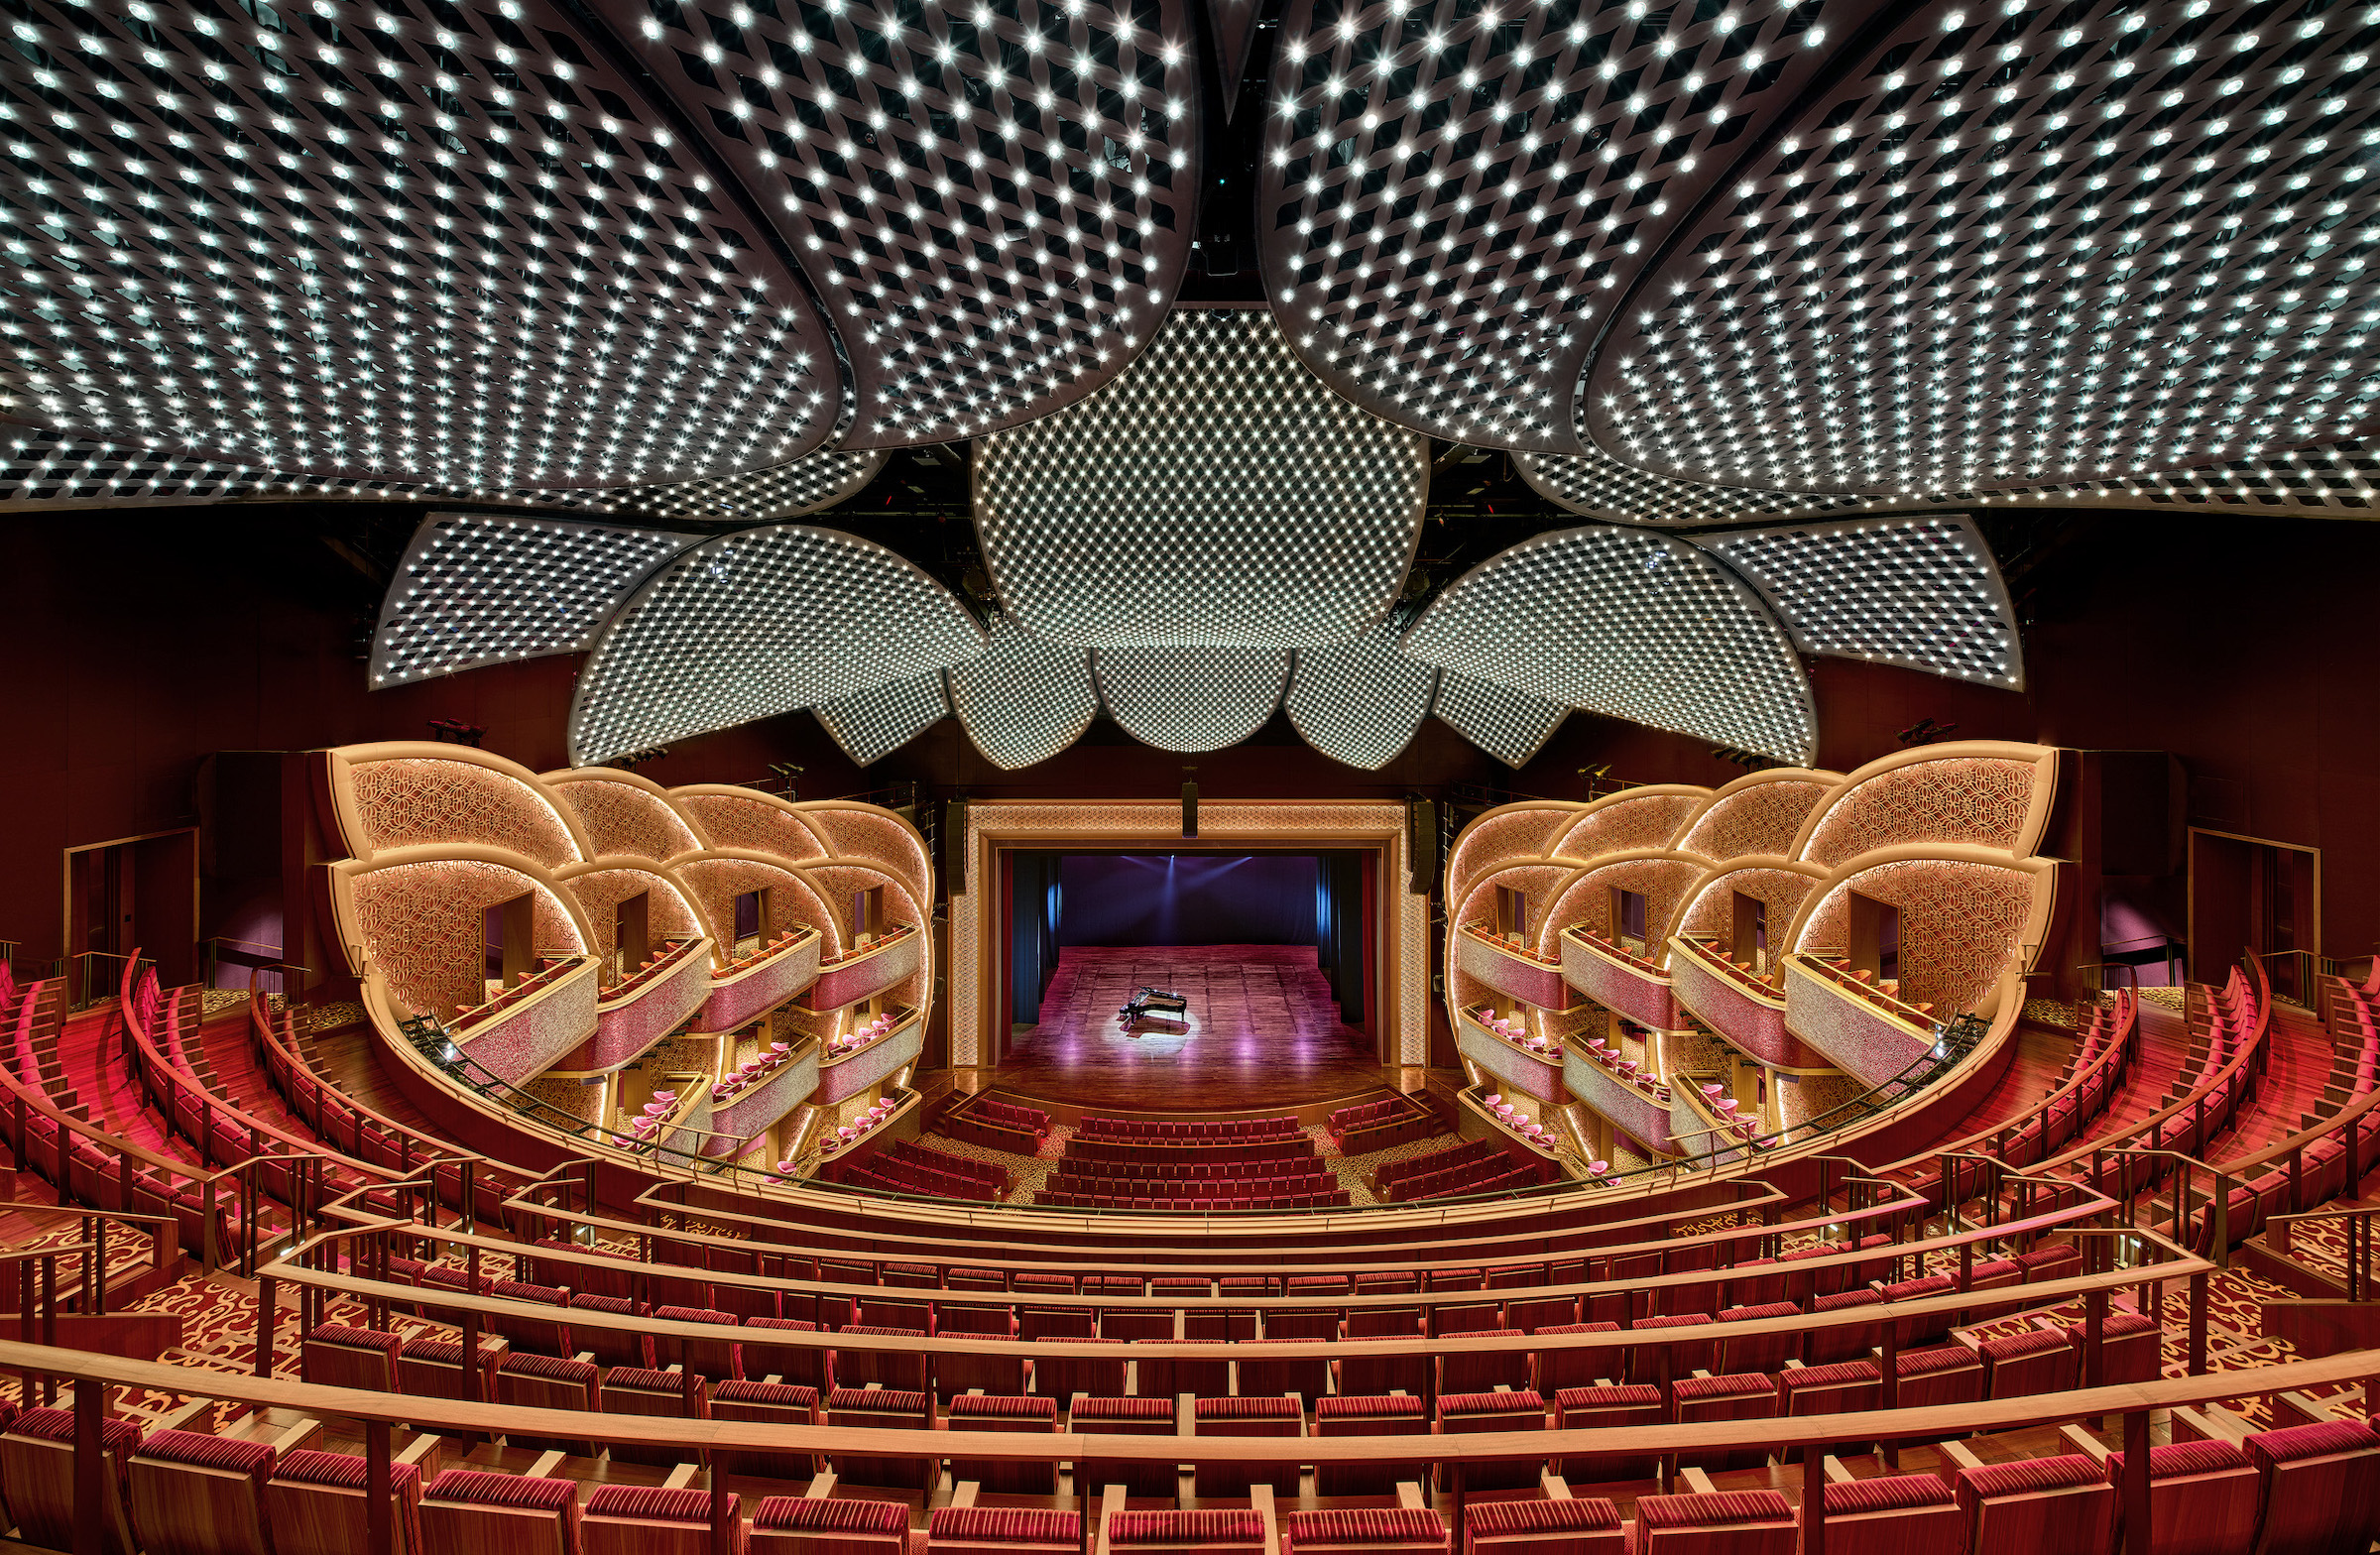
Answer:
[
  {"left": 972, "top": 1096, "right": 1051, "bottom": 1135},
  {"left": 1037, "top": 1190, "right": 1352, "bottom": 1211},
  {"left": 836, "top": 1158, "right": 999, "bottom": 1203},
  {"left": 1061, "top": 1136, "right": 1321, "bottom": 1166},
  {"left": 894, "top": 1138, "right": 1012, "bottom": 1194},
  {"left": 1045, "top": 1173, "right": 1343, "bottom": 1202},
  {"left": 1056, "top": 1157, "right": 1332, "bottom": 1183},
  {"left": 1078, "top": 1115, "right": 1303, "bottom": 1142},
  {"left": 1374, "top": 1138, "right": 1502, "bottom": 1193},
  {"left": 1388, "top": 1152, "right": 1553, "bottom": 1204}
]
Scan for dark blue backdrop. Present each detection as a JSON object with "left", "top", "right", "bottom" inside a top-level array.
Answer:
[{"left": 1054, "top": 854, "right": 1319, "bottom": 947}]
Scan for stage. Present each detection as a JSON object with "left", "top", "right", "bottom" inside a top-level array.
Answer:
[{"left": 997, "top": 944, "right": 1385, "bottom": 1110}]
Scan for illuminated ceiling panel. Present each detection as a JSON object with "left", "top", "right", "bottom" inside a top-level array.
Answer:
[
  {"left": 1258, "top": 0, "right": 1851, "bottom": 451},
  {"left": 1589, "top": 0, "right": 2380, "bottom": 495},
  {"left": 570, "top": 526, "right": 986, "bottom": 764},
  {"left": 946, "top": 615, "right": 1100, "bottom": 771},
  {"left": 1285, "top": 620, "right": 1440, "bottom": 770},
  {"left": 371, "top": 514, "right": 689, "bottom": 685},
  {"left": 974, "top": 306, "right": 1428, "bottom": 648},
  {"left": 0, "top": 0, "right": 839, "bottom": 489},
  {"left": 623, "top": 450, "right": 887, "bottom": 525},
  {"left": 1095, "top": 645, "right": 1292, "bottom": 753},
  {"left": 614, "top": 0, "right": 1200, "bottom": 447},
  {"left": 1701, "top": 515, "right": 2025, "bottom": 686},
  {"left": 813, "top": 674, "right": 951, "bottom": 766},
  {"left": 1516, "top": 448, "right": 1843, "bottom": 527},
  {"left": 1404, "top": 525, "right": 1815, "bottom": 762},
  {"left": 1433, "top": 671, "right": 1569, "bottom": 770}
]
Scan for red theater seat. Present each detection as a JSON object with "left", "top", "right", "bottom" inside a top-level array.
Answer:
[
  {"left": 1668, "top": 1375, "right": 1773, "bottom": 1472},
  {"left": 127, "top": 1427, "right": 277, "bottom": 1555},
  {"left": 836, "top": 1325, "right": 931, "bottom": 1393},
  {"left": 583, "top": 1485, "right": 741, "bottom": 1555},
  {"left": 751, "top": 1495, "right": 909, "bottom": 1555},
  {"left": 264, "top": 1448, "right": 425, "bottom": 1555},
  {"left": 598, "top": 1368, "right": 708, "bottom": 1468},
  {"left": 1284, "top": 1508, "right": 1451, "bottom": 1555},
  {"left": 1193, "top": 1395, "right": 1303, "bottom": 1497},
  {"left": 2067, "top": 1311, "right": 2162, "bottom": 1385},
  {"left": 1462, "top": 1496, "right": 1624, "bottom": 1555},
  {"left": 0, "top": 1406, "right": 142, "bottom": 1555},
  {"left": 928, "top": 1506, "right": 1082, "bottom": 1555},
  {"left": 2242, "top": 1418, "right": 2380, "bottom": 1555},
  {"left": 1952, "top": 1454, "right": 2113, "bottom": 1555},
  {"left": 2100, "top": 1439, "right": 2258, "bottom": 1555},
  {"left": 1819, "top": 1473, "right": 1961, "bottom": 1555},
  {"left": 828, "top": 1386, "right": 937, "bottom": 1491},
  {"left": 301, "top": 1324, "right": 401, "bottom": 1391},
  {"left": 1552, "top": 1385, "right": 1664, "bottom": 1484},
  {"left": 651, "top": 1305, "right": 745, "bottom": 1381},
  {"left": 1625, "top": 1490, "right": 1795, "bottom": 1554},
  {"left": 948, "top": 1392, "right": 1059, "bottom": 1495},
  {"left": 487, "top": 1278, "right": 574, "bottom": 1357},
  {"left": 1531, "top": 1322, "right": 1620, "bottom": 1397},
  {"left": 1437, "top": 1390, "right": 1545, "bottom": 1493},
  {"left": 495, "top": 1353, "right": 602, "bottom": 1458},
  {"left": 711, "top": 1379, "right": 821, "bottom": 1480},
  {"left": 1102, "top": 1507, "right": 1272, "bottom": 1555},
  {"left": 743, "top": 1317, "right": 827, "bottom": 1389},
  {"left": 1314, "top": 1394, "right": 1428, "bottom": 1496},
  {"left": 1978, "top": 1328, "right": 2077, "bottom": 1399},
  {"left": 567, "top": 1293, "right": 654, "bottom": 1372},
  {"left": 1073, "top": 1395, "right": 1179, "bottom": 1499},
  {"left": 420, "top": 1470, "right": 580, "bottom": 1555}
]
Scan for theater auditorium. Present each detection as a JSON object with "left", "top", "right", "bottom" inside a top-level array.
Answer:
[{"left": 2, "top": 0, "right": 2379, "bottom": 1547}]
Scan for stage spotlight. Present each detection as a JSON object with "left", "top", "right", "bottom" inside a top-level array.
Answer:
[{"left": 1182, "top": 767, "right": 1199, "bottom": 838}]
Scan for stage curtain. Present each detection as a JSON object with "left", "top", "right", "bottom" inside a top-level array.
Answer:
[
  {"left": 1315, "top": 851, "right": 1367, "bottom": 1024},
  {"left": 1011, "top": 852, "right": 1064, "bottom": 1023}
]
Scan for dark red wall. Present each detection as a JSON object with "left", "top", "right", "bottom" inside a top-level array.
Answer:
[{"left": 5, "top": 505, "right": 2376, "bottom": 977}]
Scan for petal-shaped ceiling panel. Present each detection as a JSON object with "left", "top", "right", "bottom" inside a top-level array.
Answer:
[
  {"left": 1433, "top": 672, "right": 1568, "bottom": 770},
  {"left": 611, "top": 0, "right": 1200, "bottom": 447},
  {"left": 569, "top": 526, "right": 986, "bottom": 763},
  {"left": 1516, "top": 449, "right": 1835, "bottom": 528},
  {"left": 813, "top": 674, "right": 951, "bottom": 766},
  {"left": 1258, "top": 0, "right": 1857, "bottom": 452},
  {"left": 0, "top": 0, "right": 841, "bottom": 488},
  {"left": 1286, "top": 622, "right": 1439, "bottom": 770},
  {"left": 1404, "top": 526, "right": 1815, "bottom": 763},
  {"left": 974, "top": 306, "right": 1428, "bottom": 647},
  {"left": 1095, "top": 645, "right": 1291, "bottom": 753},
  {"left": 1698, "top": 515, "right": 2025, "bottom": 687},
  {"left": 946, "top": 616, "right": 1101, "bottom": 771},
  {"left": 620, "top": 450, "right": 887, "bottom": 525},
  {"left": 1588, "top": 0, "right": 2380, "bottom": 494},
  {"left": 371, "top": 514, "right": 692, "bottom": 686}
]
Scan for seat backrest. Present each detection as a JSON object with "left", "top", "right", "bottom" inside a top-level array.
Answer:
[
  {"left": 583, "top": 1484, "right": 741, "bottom": 1555},
  {"left": 2245, "top": 1419, "right": 2380, "bottom": 1555},
  {"left": 750, "top": 1493, "right": 908, "bottom": 1555},
  {"left": 301, "top": 1325, "right": 401, "bottom": 1391},
  {"left": 1282, "top": 1507, "right": 1451, "bottom": 1555},
  {"left": 925, "top": 1505, "right": 1081, "bottom": 1555},
  {"left": 1, "top": 1407, "right": 143, "bottom": 1555},
  {"left": 1462, "top": 1496, "right": 1623, "bottom": 1555},
  {"left": 1820, "top": 1474, "right": 1960, "bottom": 1555},
  {"left": 1628, "top": 1490, "right": 1796, "bottom": 1554},
  {"left": 2102, "top": 1440, "right": 2258, "bottom": 1555},
  {"left": 1106, "top": 1507, "right": 1271, "bottom": 1555},
  {"left": 127, "top": 1428, "right": 276, "bottom": 1555},
  {"left": 1551, "top": 1385, "right": 1665, "bottom": 1483},
  {"left": 420, "top": 1470, "right": 580, "bottom": 1555},
  {"left": 1955, "top": 1454, "right": 2114, "bottom": 1555},
  {"left": 263, "top": 1449, "right": 423, "bottom": 1555}
]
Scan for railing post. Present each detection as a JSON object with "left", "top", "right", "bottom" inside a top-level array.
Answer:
[
  {"left": 2122, "top": 1409, "right": 2153, "bottom": 1555},
  {"left": 72, "top": 1374, "right": 101, "bottom": 1555},
  {"left": 2189, "top": 1270, "right": 2210, "bottom": 1375},
  {"left": 256, "top": 1273, "right": 277, "bottom": 1378},
  {"left": 1878, "top": 1323, "right": 1900, "bottom": 1471},
  {"left": 366, "top": 1420, "right": 393, "bottom": 1555},
  {"left": 710, "top": 1462, "right": 733, "bottom": 1555}
]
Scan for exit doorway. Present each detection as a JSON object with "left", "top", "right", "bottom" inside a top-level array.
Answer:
[
  {"left": 62, "top": 828, "right": 198, "bottom": 1003},
  {"left": 2190, "top": 827, "right": 2320, "bottom": 1005}
]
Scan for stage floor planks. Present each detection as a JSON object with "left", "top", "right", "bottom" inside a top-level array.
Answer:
[{"left": 997, "top": 944, "right": 1385, "bottom": 1111}]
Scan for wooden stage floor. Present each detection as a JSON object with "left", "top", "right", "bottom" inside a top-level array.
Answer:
[{"left": 994, "top": 944, "right": 1386, "bottom": 1111}]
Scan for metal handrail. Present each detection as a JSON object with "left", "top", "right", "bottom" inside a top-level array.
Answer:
[{"left": 2269, "top": 1203, "right": 2380, "bottom": 1300}]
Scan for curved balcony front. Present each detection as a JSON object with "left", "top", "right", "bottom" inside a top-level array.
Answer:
[
  {"left": 814, "top": 1011, "right": 924, "bottom": 1105},
  {"left": 556, "top": 938, "right": 714, "bottom": 1073},
  {"left": 450, "top": 959, "right": 600, "bottom": 1085},
  {"left": 1455, "top": 1008, "right": 1568, "bottom": 1104},
  {"left": 701, "top": 926, "right": 823, "bottom": 1031},
  {"left": 707, "top": 1037, "right": 823, "bottom": 1154},
  {"left": 798, "top": 923, "right": 924, "bottom": 1015},
  {"left": 1782, "top": 955, "right": 1940, "bottom": 1088},
  {"left": 1455, "top": 922, "right": 1578, "bottom": 1011},
  {"left": 1561, "top": 1043, "right": 1678, "bottom": 1156},
  {"left": 1559, "top": 926, "right": 1679, "bottom": 1030},
  {"left": 1667, "top": 937, "right": 1828, "bottom": 1069}
]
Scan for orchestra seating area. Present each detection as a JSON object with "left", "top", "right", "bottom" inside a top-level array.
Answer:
[
  {"left": 824, "top": 1139, "right": 1013, "bottom": 1202},
  {"left": 1039, "top": 1116, "right": 1351, "bottom": 1210},
  {"left": 1372, "top": 1139, "right": 1559, "bottom": 1203}
]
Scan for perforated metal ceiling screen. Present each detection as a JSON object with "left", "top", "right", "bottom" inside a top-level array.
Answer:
[
  {"left": 570, "top": 525, "right": 986, "bottom": 763},
  {"left": 1589, "top": 0, "right": 2380, "bottom": 495},
  {"left": 946, "top": 614, "right": 1101, "bottom": 770},
  {"left": 1701, "top": 514, "right": 2024, "bottom": 686},
  {"left": 1404, "top": 524, "right": 1816, "bottom": 762},
  {"left": 1286, "top": 619, "right": 1440, "bottom": 770},
  {"left": 1432, "top": 670, "right": 1569, "bottom": 769},
  {"left": 611, "top": 0, "right": 1201, "bottom": 447},
  {"left": 813, "top": 672, "right": 952, "bottom": 765},
  {"left": 1259, "top": 0, "right": 1852, "bottom": 451},
  {"left": 0, "top": 0, "right": 840, "bottom": 489},
  {"left": 372, "top": 513, "right": 690, "bottom": 684},
  {"left": 973, "top": 305, "right": 1429, "bottom": 648},
  {"left": 1095, "top": 644, "right": 1293, "bottom": 752}
]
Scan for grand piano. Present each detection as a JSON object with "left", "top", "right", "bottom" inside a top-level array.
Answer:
[{"left": 1118, "top": 986, "right": 1189, "bottom": 1024}]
